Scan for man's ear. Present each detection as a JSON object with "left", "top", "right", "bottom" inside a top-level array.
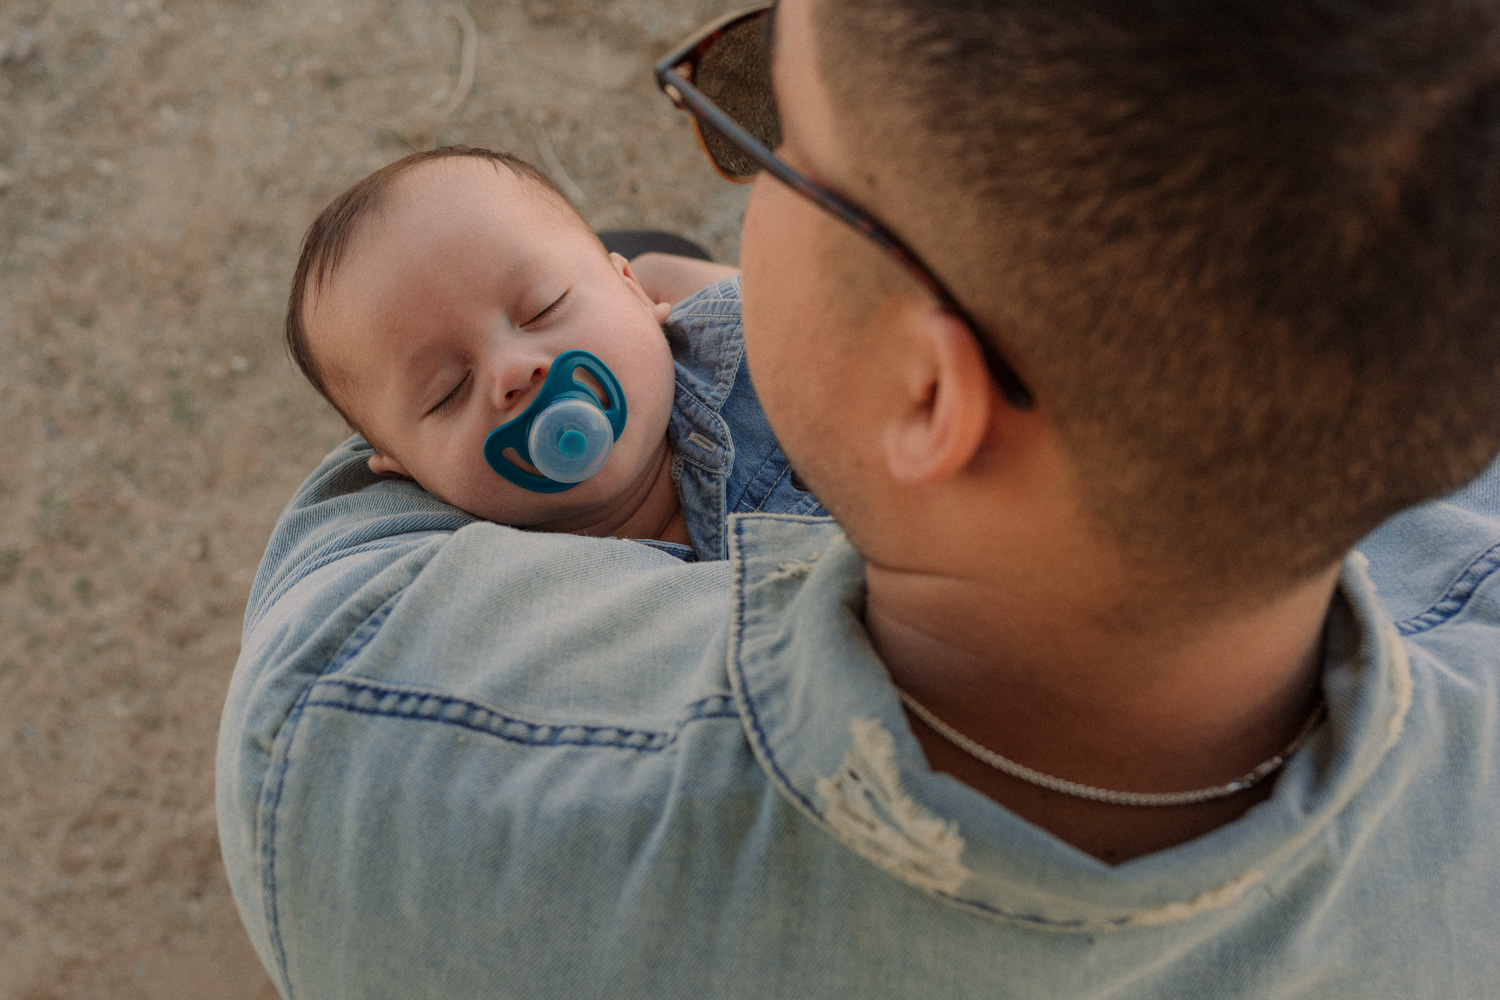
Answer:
[
  {"left": 882, "top": 306, "right": 995, "bottom": 486},
  {"left": 368, "top": 450, "right": 414, "bottom": 481}
]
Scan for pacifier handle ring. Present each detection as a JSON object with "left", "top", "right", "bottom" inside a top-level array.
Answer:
[
  {"left": 556, "top": 352, "right": 626, "bottom": 434},
  {"left": 482, "top": 350, "right": 628, "bottom": 493}
]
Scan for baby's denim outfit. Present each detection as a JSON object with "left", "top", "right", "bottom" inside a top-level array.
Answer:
[
  {"left": 653, "top": 275, "right": 826, "bottom": 561},
  {"left": 218, "top": 314, "right": 1500, "bottom": 996}
]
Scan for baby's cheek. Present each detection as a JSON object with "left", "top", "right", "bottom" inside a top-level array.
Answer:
[
  {"left": 629, "top": 341, "right": 678, "bottom": 427},
  {"left": 429, "top": 442, "right": 503, "bottom": 520}
]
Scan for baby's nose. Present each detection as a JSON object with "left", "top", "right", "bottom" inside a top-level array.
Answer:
[{"left": 495, "top": 359, "right": 547, "bottom": 410}]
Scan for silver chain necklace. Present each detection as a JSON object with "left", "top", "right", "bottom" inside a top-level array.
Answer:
[{"left": 896, "top": 688, "right": 1326, "bottom": 808}]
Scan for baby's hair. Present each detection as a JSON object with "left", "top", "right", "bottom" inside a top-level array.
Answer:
[{"left": 284, "top": 145, "right": 582, "bottom": 432}]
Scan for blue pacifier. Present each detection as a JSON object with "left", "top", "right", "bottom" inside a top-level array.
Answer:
[{"left": 483, "top": 350, "right": 627, "bottom": 494}]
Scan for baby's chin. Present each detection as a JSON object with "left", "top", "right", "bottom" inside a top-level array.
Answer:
[{"left": 439, "top": 465, "right": 639, "bottom": 535}]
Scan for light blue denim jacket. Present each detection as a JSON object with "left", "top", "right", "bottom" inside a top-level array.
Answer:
[
  {"left": 660, "top": 275, "right": 827, "bottom": 561},
  {"left": 218, "top": 408, "right": 1500, "bottom": 996}
]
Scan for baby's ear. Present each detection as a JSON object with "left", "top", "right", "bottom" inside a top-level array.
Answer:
[
  {"left": 368, "top": 451, "right": 414, "bottom": 481},
  {"left": 610, "top": 252, "right": 662, "bottom": 311}
]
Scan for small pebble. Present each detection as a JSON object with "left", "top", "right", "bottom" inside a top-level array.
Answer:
[
  {"left": 94, "top": 158, "right": 116, "bottom": 176},
  {"left": 253, "top": 89, "right": 273, "bottom": 106}
]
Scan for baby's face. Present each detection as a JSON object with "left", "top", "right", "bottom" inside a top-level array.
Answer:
[{"left": 305, "top": 157, "right": 676, "bottom": 529}]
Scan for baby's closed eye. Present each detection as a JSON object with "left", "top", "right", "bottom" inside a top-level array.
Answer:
[
  {"left": 430, "top": 370, "right": 472, "bottom": 414},
  {"left": 523, "top": 288, "right": 570, "bottom": 326}
]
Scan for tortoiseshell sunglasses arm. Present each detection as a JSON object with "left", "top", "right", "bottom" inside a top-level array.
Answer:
[{"left": 653, "top": 4, "right": 1036, "bottom": 411}]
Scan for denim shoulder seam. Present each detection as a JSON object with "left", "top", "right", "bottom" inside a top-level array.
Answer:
[
  {"left": 1394, "top": 540, "right": 1500, "bottom": 635},
  {"left": 300, "top": 675, "right": 738, "bottom": 753},
  {"left": 247, "top": 534, "right": 443, "bottom": 634}
]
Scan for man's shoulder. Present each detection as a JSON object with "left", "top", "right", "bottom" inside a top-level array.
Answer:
[
  {"left": 333, "top": 518, "right": 736, "bottom": 714},
  {"left": 230, "top": 437, "right": 739, "bottom": 743},
  {"left": 242, "top": 436, "right": 476, "bottom": 631},
  {"left": 1359, "top": 453, "right": 1500, "bottom": 637},
  {"left": 218, "top": 438, "right": 748, "bottom": 988}
]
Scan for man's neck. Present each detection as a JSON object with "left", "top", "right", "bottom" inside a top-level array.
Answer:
[{"left": 863, "top": 559, "right": 1340, "bottom": 862}]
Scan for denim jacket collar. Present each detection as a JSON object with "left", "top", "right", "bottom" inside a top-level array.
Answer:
[
  {"left": 621, "top": 296, "right": 739, "bottom": 563},
  {"left": 726, "top": 514, "right": 1413, "bottom": 931},
  {"left": 665, "top": 280, "right": 740, "bottom": 562}
]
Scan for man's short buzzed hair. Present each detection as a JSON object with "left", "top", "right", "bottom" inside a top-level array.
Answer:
[
  {"left": 284, "top": 145, "right": 583, "bottom": 434},
  {"left": 816, "top": 0, "right": 1500, "bottom": 597}
]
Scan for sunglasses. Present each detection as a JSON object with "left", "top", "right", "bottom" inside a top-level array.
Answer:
[{"left": 654, "top": 2, "right": 1036, "bottom": 411}]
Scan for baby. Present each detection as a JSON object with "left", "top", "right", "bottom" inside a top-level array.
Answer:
[{"left": 285, "top": 145, "right": 824, "bottom": 560}]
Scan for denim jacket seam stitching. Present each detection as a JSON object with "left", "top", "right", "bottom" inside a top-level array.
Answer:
[
  {"left": 262, "top": 683, "right": 314, "bottom": 1000},
  {"left": 729, "top": 518, "right": 820, "bottom": 816},
  {"left": 300, "top": 676, "right": 738, "bottom": 751},
  {"left": 733, "top": 452, "right": 812, "bottom": 514},
  {"left": 730, "top": 511, "right": 837, "bottom": 527},
  {"left": 664, "top": 275, "right": 739, "bottom": 320},
  {"left": 731, "top": 479, "right": 820, "bottom": 518},
  {"left": 708, "top": 314, "right": 744, "bottom": 411},
  {"left": 1394, "top": 541, "right": 1500, "bottom": 635},
  {"left": 666, "top": 295, "right": 740, "bottom": 324},
  {"left": 670, "top": 451, "right": 717, "bottom": 560},
  {"left": 667, "top": 292, "right": 743, "bottom": 411},
  {"left": 326, "top": 596, "right": 401, "bottom": 673},
  {"left": 260, "top": 589, "right": 408, "bottom": 996},
  {"left": 247, "top": 537, "right": 434, "bottom": 633}
]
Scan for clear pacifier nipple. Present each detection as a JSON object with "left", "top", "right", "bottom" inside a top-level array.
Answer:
[{"left": 527, "top": 397, "right": 615, "bottom": 483}]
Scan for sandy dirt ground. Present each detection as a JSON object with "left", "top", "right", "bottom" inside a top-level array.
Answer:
[{"left": 0, "top": 1, "right": 747, "bottom": 995}]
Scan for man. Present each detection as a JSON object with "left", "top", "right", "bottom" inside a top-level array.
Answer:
[{"left": 218, "top": 0, "right": 1500, "bottom": 995}]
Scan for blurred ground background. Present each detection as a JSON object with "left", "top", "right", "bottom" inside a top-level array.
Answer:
[{"left": 0, "top": 0, "right": 746, "bottom": 995}]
